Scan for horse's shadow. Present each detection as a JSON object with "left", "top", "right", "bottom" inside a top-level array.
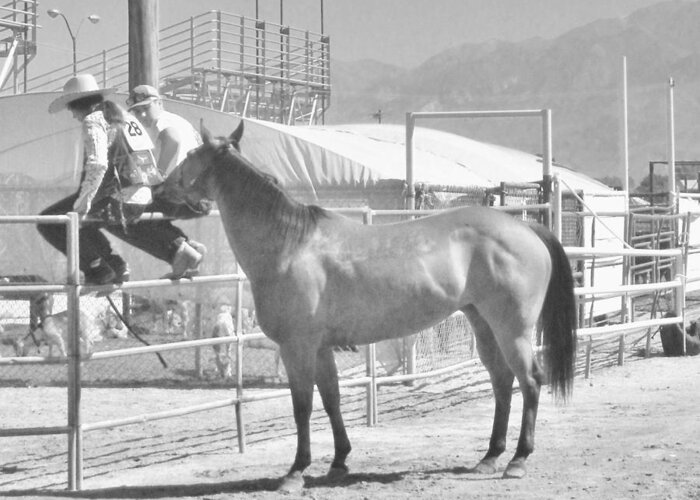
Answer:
[
  {"left": 1, "top": 477, "right": 280, "bottom": 499},
  {"left": 306, "top": 465, "right": 502, "bottom": 488},
  {"left": 2, "top": 466, "right": 500, "bottom": 498}
]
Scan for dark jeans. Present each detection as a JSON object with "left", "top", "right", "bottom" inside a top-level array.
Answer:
[
  {"left": 106, "top": 199, "right": 187, "bottom": 264},
  {"left": 37, "top": 192, "right": 146, "bottom": 272},
  {"left": 38, "top": 193, "right": 197, "bottom": 273}
]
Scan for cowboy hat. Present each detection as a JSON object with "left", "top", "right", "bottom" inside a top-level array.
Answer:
[{"left": 48, "top": 74, "right": 117, "bottom": 114}]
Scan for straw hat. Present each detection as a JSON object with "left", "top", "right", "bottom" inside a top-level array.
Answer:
[{"left": 48, "top": 74, "right": 116, "bottom": 114}]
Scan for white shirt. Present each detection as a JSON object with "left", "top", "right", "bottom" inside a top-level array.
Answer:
[{"left": 150, "top": 110, "right": 201, "bottom": 177}]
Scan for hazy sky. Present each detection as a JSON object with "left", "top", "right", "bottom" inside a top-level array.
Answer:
[{"left": 34, "top": 0, "right": 693, "bottom": 74}]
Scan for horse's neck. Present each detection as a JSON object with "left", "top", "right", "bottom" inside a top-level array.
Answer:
[{"left": 212, "top": 167, "right": 296, "bottom": 278}]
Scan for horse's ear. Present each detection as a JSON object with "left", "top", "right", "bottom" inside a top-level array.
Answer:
[
  {"left": 230, "top": 120, "right": 244, "bottom": 145},
  {"left": 200, "top": 122, "right": 213, "bottom": 146}
]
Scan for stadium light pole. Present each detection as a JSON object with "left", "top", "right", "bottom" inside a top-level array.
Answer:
[{"left": 47, "top": 9, "right": 100, "bottom": 75}]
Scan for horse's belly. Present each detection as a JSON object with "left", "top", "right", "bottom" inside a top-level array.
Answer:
[{"left": 322, "top": 283, "right": 461, "bottom": 346}]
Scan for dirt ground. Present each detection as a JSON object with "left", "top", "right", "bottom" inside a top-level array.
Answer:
[{"left": 2, "top": 353, "right": 700, "bottom": 500}]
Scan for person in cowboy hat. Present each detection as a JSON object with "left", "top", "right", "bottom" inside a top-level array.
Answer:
[
  {"left": 119, "top": 83, "right": 208, "bottom": 278},
  {"left": 37, "top": 74, "right": 155, "bottom": 285}
]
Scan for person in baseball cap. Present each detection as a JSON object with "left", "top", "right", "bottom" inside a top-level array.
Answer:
[
  {"left": 125, "top": 84, "right": 160, "bottom": 110},
  {"left": 123, "top": 83, "right": 208, "bottom": 279}
]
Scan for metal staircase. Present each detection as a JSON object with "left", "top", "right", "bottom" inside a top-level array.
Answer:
[
  {"left": 0, "top": 0, "right": 38, "bottom": 93},
  {"left": 9, "top": 9, "right": 331, "bottom": 125}
]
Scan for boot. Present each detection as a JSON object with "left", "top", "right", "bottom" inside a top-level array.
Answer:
[
  {"left": 165, "top": 241, "right": 203, "bottom": 279},
  {"left": 83, "top": 259, "right": 116, "bottom": 286},
  {"left": 187, "top": 239, "right": 207, "bottom": 258},
  {"left": 105, "top": 254, "right": 130, "bottom": 283}
]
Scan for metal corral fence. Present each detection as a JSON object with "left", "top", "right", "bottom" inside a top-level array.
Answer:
[{"left": 0, "top": 196, "right": 689, "bottom": 491}]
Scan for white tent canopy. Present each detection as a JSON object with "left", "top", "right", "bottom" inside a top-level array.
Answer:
[{"left": 237, "top": 118, "right": 614, "bottom": 197}]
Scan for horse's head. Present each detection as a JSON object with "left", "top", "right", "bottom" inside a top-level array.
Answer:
[{"left": 159, "top": 121, "right": 244, "bottom": 207}]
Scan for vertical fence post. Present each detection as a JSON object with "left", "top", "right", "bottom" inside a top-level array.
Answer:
[
  {"left": 194, "top": 302, "right": 203, "bottom": 377},
  {"left": 258, "top": 22, "right": 266, "bottom": 120},
  {"left": 235, "top": 268, "right": 246, "bottom": 452},
  {"left": 189, "top": 17, "right": 195, "bottom": 75},
  {"left": 66, "top": 212, "right": 82, "bottom": 490},
  {"left": 216, "top": 11, "right": 223, "bottom": 101},
  {"left": 552, "top": 174, "right": 562, "bottom": 241},
  {"left": 541, "top": 108, "right": 553, "bottom": 230},
  {"left": 617, "top": 334, "right": 625, "bottom": 365},
  {"left": 623, "top": 212, "right": 632, "bottom": 323},
  {"left": 305, "top": 30, "right": 310, "bottom": 88},
  {"left": 584, "top": 336, "right": 593, "bottom": 379},
  {"left": 362, "top": 209, "right": 377, "bottom": 426},
  {"left": 676, "top": 251, "right": 686, "bottom": 355},
  {"left": 239, "top": 16, "right": 245, "bottom": 75},
  {"left": 365, "top": 344, "right": 377, "bottom": 427},
  {"left": 405, "top": 112, "right": 415, "bottom": 210},
  {"left": 101, "top": 50, "right": 107, "bottom": 87}
]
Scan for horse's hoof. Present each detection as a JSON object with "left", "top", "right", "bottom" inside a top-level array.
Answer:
[
  {"left": 326, "top": 465, "right": 349, "bottom": 482},
  {"left": 470, "top": 458, "right": 497, "bottom": 475},
  {"left": 503, "top": 459, "right": 527, "bottom": 479},
  {"left": 278, "top": 471, "right": 304, "bottom": 493}
]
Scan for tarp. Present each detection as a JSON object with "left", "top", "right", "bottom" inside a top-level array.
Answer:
[{"left": 237, "top": 118, "right": 614, "bottom": 196}]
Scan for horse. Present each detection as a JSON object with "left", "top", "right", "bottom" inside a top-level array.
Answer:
[{"left": 161, "top": 123, "right": 577, "bottom": 492}]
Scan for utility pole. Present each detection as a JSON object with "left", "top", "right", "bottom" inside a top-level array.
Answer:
[{"left": 128, "top": 0, "right": 158, "bottom": 90}]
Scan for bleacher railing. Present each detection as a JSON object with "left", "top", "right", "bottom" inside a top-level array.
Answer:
[{"left": 12, "top": 10, "right": 330, "bottom": 123}]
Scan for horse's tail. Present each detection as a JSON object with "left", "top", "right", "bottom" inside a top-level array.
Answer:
[{"left": 530, "top": 223, "right": 577, "bottom": 402}]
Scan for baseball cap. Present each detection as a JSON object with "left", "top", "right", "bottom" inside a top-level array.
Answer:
[{"left": 127, "top": 84, "right": 160, "bottom": 110}]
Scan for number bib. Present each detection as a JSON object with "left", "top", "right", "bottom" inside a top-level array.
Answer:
[
  {"left": 122, "top": 118, "right": 154, "bottom": 151},
  {"left": 111, "top": 116, "right": 163, "bottom": 187}
]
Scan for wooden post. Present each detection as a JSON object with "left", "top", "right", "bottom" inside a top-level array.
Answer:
[{"left": 128, "top": 0, "right": 159, "bottom": 90}]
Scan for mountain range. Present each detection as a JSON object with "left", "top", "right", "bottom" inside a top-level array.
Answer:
[{"left": 325, "top": 0, "right": 700, "bottom": 188}]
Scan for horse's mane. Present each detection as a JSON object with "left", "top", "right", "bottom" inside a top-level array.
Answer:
[{"left": 209, "top": 138, "right": 329, "bottom": 249}]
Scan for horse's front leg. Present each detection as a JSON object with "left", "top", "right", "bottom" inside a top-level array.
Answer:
[
  {"left": 278, "top": 341, "right": 317, "bottom": 493},
  {"left": 315, "top": 346, "right": 351, "bottom": 480}
]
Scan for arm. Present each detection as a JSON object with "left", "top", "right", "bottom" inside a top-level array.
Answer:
[
  {"left": 156, "top": 127, "right": 181, "bottom": 178},
  {"left": 73, "top": 116, "right": 109, "bottom": 216}
]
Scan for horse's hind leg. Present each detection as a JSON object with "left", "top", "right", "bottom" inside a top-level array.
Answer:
[
  {"left": 463, "top": 305, "right": 515, "bottom": 475},
  {"left": 466, "top": 304, "right": 545, "bottom": 479},
  {"left": 315, "top": 346, "right": 351, "bottom": 480},
  {"left": 501, "top": 334, "right": 544, "bottom": 479}
]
